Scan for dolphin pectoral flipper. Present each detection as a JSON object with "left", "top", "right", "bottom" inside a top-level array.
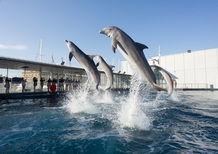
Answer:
[
  {"left": 96, "top": 62, "right": 99, "bottom": 67},
  {"left": 69, "top": 52, "right": 73, "bottom": 61},
  {"left": 112, "top": 39, "right": 118, "bottom": 53},
  {"left": 134, "top": 42, "right": 149, "bottom": 51}
]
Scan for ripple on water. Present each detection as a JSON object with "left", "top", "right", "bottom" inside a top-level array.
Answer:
[{"left": 0, "top": 89, "right": 218, "bottom": 153}]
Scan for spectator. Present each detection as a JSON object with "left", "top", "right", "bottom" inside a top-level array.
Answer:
[
  {"left": 69, "top": 79, "right": 73, "bottom": 91},
  {"left": 72, "top": 79, "right": 76, "bottom": 90},
  {"left": 65, "top": 78, "right": 69, "bottom": 91},
  {"left": 5, "top": 77, "right": 10, "bottom": 93},
  {"left": 40, "top": 77, "right": 45, "bottom": 91},
  {"left": 59, "top": 77, "right": 65, "bottom": 91},
  {"left": 33, "top": 77, "right": 38, "bottom": 92},
  {"left": 47, "top": 78, "right": 52, "bottom": 92},
  {"left": 50, "top": 82, "right": 57, "bottom": 94},
  {"left": 21, "top": 78, "right": 26, "bottom": 93}
]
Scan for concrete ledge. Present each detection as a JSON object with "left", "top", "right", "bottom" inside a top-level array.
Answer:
[
  {"left": 176, "top": 88, "right": 218, "bottom": 91},
  {"left": 0, "top": 91, "right": 66, "bottom": 100}
]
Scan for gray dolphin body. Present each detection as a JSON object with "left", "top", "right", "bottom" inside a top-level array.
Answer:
[
  {"left": 65, "top": 40, "right": 100, "bottom": 89},
  {"left": 151, "top": 65, "right": 174, "bottom": 96},
  {"left": 100, "top": 26, "right": 165, "bottom": 91},
  {"left": 95, "top": 55, "right": 113, "bottom": 90}
]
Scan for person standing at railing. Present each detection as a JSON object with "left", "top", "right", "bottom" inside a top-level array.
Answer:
[
  {"left": 49, "top": 81, "right": 57, "bottom": 104},
  {"left": 59, "top": 77, "right": 65, "bottom": 91},
  {"left": 21, "top": 78, "right": 26, "bottom": 93},
  {"left": 33, "top": 77, "right": 38, "bottom": 92},
  {"left": 47, "top": 78, "right": 52, "bottom": 92},
  {"left": 65, "top": 78, "right": 69, "bottom": 91},
  {"left": 40, "top": 77, "right": 45, "bottom": 92},
  {"left": 50, "top": 81, "right": 57, "bottom": 94},
  {"left": 5, "top": 77, "right": 10, "bottom": 93}
]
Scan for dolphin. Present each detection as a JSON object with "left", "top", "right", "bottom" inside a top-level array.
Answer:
[
  {"left": 151, "top": 65, "right": 174, "bottom": 96},
  {"left": 100, "top": 26, "right": 165, "bottom": 91},
  {"left": 95, "top": 55, "right": 113, "bottom": 90},
  {"left": 65, "top": 40, "right": 100, "bottom": 90}
]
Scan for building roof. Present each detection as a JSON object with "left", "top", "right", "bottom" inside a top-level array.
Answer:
[
  {"left": 0, "top": 56, "right": 85, "bottom": 75},
  {"left": 157, "top": 48, "right": 218, "bottom": 58},
  {"left": 0, "top": 56, "right": 130, "bottom": 76}
]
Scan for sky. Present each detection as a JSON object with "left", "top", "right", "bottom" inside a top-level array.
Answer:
[{"left": 0, "top": 0, "right": 218, "bottom": 73}]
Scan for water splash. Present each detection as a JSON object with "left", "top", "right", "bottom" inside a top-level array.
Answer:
[
  {"left": 64, "top": 71, "right": 169, "bottom": 131},
  {"left": 170, "top": 91, "right": 180, "bottom": 102},
  {"left": 95, "top": 90, "right": 113, "bottom": 104},
  {"left": 118, "top": 73, "right": 152, "bottom": 130},
  {"left": 63, "top": 80, "right": 98, "bottom": 114}
]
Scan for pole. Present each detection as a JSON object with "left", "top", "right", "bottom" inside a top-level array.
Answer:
[{"left": 6, "top": 67, "right": 8, "bottom": 77}]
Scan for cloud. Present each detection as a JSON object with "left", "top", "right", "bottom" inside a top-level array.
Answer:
[{"left": 0, "top": 44, "right": 28, "bottom": 50}]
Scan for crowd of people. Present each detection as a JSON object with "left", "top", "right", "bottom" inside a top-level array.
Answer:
[{"left": 3, "top": 77, "right": 81, "bottom": 93}]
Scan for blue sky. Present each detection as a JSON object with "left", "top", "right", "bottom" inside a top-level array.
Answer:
[{"left": 0, "top": 0, "right": 218, "bottom": 71}]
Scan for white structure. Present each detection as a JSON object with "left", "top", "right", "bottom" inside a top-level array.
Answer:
[
  {"left": 120, "top": 61, "right": 134, "bottom": 75},
  {"left": 121, "top": 48, "right": 218, "bottom": 89}
]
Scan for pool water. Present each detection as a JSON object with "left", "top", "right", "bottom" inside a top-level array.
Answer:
[{"left": 0, "top": 89, "right": 218, "bottom": 153}]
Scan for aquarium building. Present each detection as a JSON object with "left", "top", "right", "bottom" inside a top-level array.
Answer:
[{"left": 121, "top": 48, "right": 218, "bottom": 90}]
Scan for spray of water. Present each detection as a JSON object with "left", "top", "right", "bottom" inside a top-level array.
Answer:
[
  {"left": 117, "top": 73, "right": 152, "bottom": 130},
  {"left": 95, "top": 90, "right": 113, "bottom": 104},
  {"left": 63, "top": 80, "right": 98, "bottom": 114},
  {"left": 63, "top": 70, "right": 171, "bottom": 131},
  {"left": 170, "top": 91, "right": 180, "bottom": 102}
]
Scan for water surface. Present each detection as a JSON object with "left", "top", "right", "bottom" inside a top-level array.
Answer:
[{"left": 0, "top": 90, "right": 217, "bottom": 153}]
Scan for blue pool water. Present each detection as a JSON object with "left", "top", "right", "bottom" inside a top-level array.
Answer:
[{"left": 0, "top": 90, "right": 218, "bottom": 153}]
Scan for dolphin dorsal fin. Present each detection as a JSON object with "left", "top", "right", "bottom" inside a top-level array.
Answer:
[
  {"left": 88, "top": 55, "right": 96, "bottom": 59},
  {"left": 135, "top": 42, "right": 148, "bottom": 51},
  {"left": 109, "top": 65, "right": 115, "bottom": 69},
  {"left": 109, "top": 65, "right": 115, "bottom": 71}
]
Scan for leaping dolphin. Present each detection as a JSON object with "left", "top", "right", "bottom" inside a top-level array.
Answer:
[
  {"left": 151, "top": 65, "right": 174, "bottom": 96},
  {"left": 100, "top": 26, "right": 165, "bottom": 92},
  {"left": 95, "top": 55, "right": 113, "bottom": 90},
  {"left": 65, "top": 40, "right": 100, "bottom": 90}
]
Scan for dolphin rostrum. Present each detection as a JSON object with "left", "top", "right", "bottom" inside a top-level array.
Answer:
[
  {"left": 95, "top": 55, "right": 113, "bottom": 90},
  {"left": 100, "top": 26, "right": 166, "bottom": 92},
  {"left": 65, "top": 40, "right": 100, "bottom": 90}
]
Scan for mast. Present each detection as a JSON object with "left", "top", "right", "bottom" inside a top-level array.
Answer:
[
  {"left": 35, "top": 39, "right": 43, "bottom": 62},
  {"left": 158, "top": 46, "right": 161, "bottom": 65},
  {"left": 39, "top": 39, "right": 43, "bottom": 62},
  {"left": 51, "top": 52, "right": 54, "bottom": 63}
]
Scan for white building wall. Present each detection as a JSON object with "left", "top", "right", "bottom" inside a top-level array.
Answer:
[
  {"left": 159, "top": 48, "right": 218, "bottom": 89},
  {"left": 121, "top": 48, "right": 218, "bottom": 89}
]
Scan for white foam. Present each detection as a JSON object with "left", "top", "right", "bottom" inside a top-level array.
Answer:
[
  {"left": 95, "top": 91, "right": 113, "bottom": 104},
  {"left": 63, "top": 70, "right": 173, "bottom": 131},
  {"left": 117, "top": 73, "right": 151, "bottom": 130},
  {"left": 170, "top": 91, "right": 180, "bottom": 102},
  {"left": 63, "top": 81, "right": 98, "bottom": 114}
]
